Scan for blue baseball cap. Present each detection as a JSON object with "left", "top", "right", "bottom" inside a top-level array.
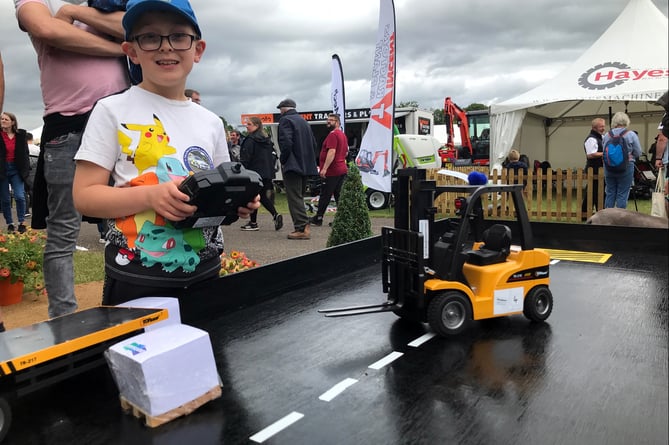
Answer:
[{"left": 123, "top": 0, "right": 202, "bottom": 40}]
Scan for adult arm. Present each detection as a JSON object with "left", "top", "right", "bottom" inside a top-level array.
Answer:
[
  {"left": 239, "top": 139, "right": 253, "bottom": 169},
  {"left": 320, "top": 149, "right": 336, "bottom": 177},
  {"left": 584, "top": 137, "right": 602, "bottom": 159},
  {"left": 55, "top": 4, "right": 124, "bottom": 40},
  {"left": 278, "top": 119, "right": 294, "bottom": 164},
  {"left": 629, "top": 132, "right": 643, "bottom": 159},
  {"left": 655, "top": 133, "right": 667, "bottom": 169},
  {"left": 17, "top": 2, "right": 124, "bottom": 57}
]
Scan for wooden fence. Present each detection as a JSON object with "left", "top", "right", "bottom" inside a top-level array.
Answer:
[{"left": 425, "top": 167, "right": 606, "bottom": 223}]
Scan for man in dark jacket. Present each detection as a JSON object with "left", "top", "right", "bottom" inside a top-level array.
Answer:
[
  {"left": 581, "top": 117, "right": 606, "bottom": 216},
  {"left": 276, "top": 98, "right": 318, "bottom": 240}
]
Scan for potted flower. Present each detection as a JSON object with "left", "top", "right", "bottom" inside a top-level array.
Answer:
[
  {"left": 219, "top": 250, "right": 258, "bottom": 276},
  {"left": 0, "top": 229, "right": 46, "bottom": 304}
]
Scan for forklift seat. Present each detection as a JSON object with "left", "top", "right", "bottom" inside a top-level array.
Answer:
[{"left": 466, "top": 224, "right": 512, "bottom": 266}]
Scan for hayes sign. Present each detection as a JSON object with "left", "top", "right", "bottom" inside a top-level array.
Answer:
[{"left": 578, "top": 62, "right": 669, "bottom": 90}]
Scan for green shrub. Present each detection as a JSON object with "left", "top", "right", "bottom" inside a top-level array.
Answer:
[{"left": 327, "top": 163, "right": 373, "bottom": 247}]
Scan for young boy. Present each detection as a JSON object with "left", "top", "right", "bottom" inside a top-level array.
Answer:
[{"left": 73, "top": 0, "right": 259, "bottom": 305}]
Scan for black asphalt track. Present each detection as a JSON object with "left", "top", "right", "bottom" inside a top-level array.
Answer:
[{"left": 1, "top": 225, "right": 667, "bottom": 444}]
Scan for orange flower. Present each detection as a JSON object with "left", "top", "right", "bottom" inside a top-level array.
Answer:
[
  {"left": 219, "top": 251, "right": 259, "bottom": 276},
  {"left": 0, "top": 228, "right": 46, "bottom": 291}
]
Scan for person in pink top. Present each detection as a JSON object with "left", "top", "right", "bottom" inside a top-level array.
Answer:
[
  {"left": 14, "top": 0, "right": 130, "bottom": 318},
  {"left": 310, "top": 113, "right": 349, "bottom": 227}
]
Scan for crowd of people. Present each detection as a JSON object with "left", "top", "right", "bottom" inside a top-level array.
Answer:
[{"left": 501, "top": 107, "right": 667, "bottom": 214}]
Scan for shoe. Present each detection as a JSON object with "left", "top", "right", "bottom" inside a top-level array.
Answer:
[
  {"left": 18, "top": 224, "right": 27, "bottom": 234},
  {"left": 99, "top": 238, "right": 106, "bottom": 244},
  {"left": 287, "top": 224, "right": 310, "bottom": 240},
  {"left": 24, "top": 212, "right": 31, "bottom": 218},
  {"left": 240, "top": 222, "right": 259, "bottom": 231},
  {"left": 7, "top": 224, "right": 15, "bottom": 233},
  {"left": 273, "top": 214, "right": 283, "bottom": 231},
  {"left": 309, "top": 216, "right": 323, "bottom": 226}
]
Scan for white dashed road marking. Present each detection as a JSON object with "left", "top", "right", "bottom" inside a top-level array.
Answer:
[
  {"left": 319, "top": 378, "right": 359, "bottom": 402},
  {"left": 368, "top": 351, "right": 404, "bottom": 370},
  {"left": 408, "top": 332, "right": 436, "bottom": 347},
  {"left": 250, "top": 411, "right": 304, "bottom": 443}
]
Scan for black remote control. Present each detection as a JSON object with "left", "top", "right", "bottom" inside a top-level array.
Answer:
[{"left": 173, "top": 162, "right": 263, "bottom": 228}]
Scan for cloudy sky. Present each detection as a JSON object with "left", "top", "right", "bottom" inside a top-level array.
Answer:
[{"left": 1, "top": 0, "right": 667, "bottom": 132}]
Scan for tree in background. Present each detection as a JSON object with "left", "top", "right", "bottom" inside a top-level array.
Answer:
[{"left": 327, "top": 162, "right": 373, "bottom": 247}]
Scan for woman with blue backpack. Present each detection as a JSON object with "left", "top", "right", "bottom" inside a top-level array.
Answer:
[{"left": 602, "top": 112, "right": 642, "bottom": 209}]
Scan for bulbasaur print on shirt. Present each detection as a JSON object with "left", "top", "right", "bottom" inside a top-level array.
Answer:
[{"left": 112, "top": 114, "right": 214, "bottom": 273}]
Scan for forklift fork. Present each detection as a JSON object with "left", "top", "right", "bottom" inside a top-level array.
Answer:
[{"left": 319, "top": 227, "right": 425, "bottom": 318}]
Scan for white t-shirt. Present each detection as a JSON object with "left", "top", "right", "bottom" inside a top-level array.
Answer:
[{"left": 76, "top": 86, "right": 230, "bottom": 285}]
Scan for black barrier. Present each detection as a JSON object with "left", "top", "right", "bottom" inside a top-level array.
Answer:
[
  {"left": 181, "top": 221, "right": 666, "bottom": 324},
  {"left": 182, "top": 236, "right": 383, "bottom": 323}
]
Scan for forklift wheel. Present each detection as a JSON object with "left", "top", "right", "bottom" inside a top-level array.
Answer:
[
  {"left": 427, "top": 291, "right": 472, "bottom": 336},
  {"left": 0, "top": 396, "right": 12, "bottom": 442},
  {"left": 523, "top": 286, "right": 553, "bottom": 322}
]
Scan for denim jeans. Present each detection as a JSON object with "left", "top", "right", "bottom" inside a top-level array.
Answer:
[
  {"left": 43, "top": 132, "right": 82, "bottom": 317},
  {"left": 604, "top": 163, "right": 634, "bottom": 209},
  {"left": 0, "top": 162, "right": 26, "bottom": 225}
]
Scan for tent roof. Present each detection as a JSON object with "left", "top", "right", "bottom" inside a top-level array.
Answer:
[{"left": 490, "top": 0, "right": 668, "bottom": 118}]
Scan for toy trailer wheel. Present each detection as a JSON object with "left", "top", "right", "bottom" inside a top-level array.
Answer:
[
  {"left": 523, "top": 286, "right": 554, "bottom": 322},
  {"left": 427, "top": 291, "right": 472, "bottom": 336},
  {"left": 0, "top": 395, "right": 12, "bottom": 442}
]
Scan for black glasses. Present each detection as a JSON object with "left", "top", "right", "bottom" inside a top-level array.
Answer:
[{"left": 132, "top": 33, "right": 198, "bottom": 51}]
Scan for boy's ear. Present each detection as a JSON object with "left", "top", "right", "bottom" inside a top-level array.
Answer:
[
  {"left": 122, "top": 41, "right": 140, "bottom": 64},
  {"left": 194, "top": 40, "right": 206, "bottom": 63}
]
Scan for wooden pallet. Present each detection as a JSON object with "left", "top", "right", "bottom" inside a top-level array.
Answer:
[{"left": 120, "top": 385, "right": 222, "bottom": 428}]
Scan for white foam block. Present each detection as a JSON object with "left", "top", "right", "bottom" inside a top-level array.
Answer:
[
  {"left": 117, "top": 297, "right": 181, "bottom": 331},
  {"left": 105, "top": 324, "right": 220, "bottom": 417}
]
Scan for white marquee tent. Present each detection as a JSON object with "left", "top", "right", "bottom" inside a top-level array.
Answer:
[{"left": 489, "top": 0, "right": 668, "bottom": 171}]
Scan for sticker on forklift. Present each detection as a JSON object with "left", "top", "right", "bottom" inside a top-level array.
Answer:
[
  {"left": 494, "top": 287, "right": 524, "bottom": 315},
  {"left": 541, "top": 248, "right": 612, "bottom": 264},
  {"left": 419, "top": 219, "right": 430, "bottom": 259}
]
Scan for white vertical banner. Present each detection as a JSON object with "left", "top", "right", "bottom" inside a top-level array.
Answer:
[
  {"left": 355, "top": 0, "right": 396, "bottom": 193},
  {"left": 331, "top": 54, "right": 346, "bottom": 133}
]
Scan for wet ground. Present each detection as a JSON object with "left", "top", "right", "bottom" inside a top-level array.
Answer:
[{"left": 2, "top": 242, "right": 667, "bottom": 444}]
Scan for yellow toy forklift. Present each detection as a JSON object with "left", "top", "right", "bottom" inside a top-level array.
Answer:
[{"left": 320, "top": 168, "right": 553, "bottom": 336}]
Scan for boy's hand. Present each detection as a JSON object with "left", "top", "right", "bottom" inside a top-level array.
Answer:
[
  {"left": 237, "top": 194, "right": 261, "bottom": 219},
  {"left": 150, "top": 180, "right": 198, "bottom": 221}
]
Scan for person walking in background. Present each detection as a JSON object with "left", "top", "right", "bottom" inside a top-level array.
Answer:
[
  {"left": 15, "top": 0, "right": 129, "bottom": 318},
  {"left": 310, "top": 113, "right": 347, "bottom": 227},
  {"left": 240, "top": 116, "right": 282, "bottom": 231},
  {"left": 228, "top": 129, "right": 242, "bottom": 162},
  {"left": 603, "top": 112, "right": 642, "bottom": 209},
  {"left": 276, "top": 98, "right": 318, "bottom": 240},
  {"left": 185, "top": 88, "right": 200, "bottom": 104},
  {"left": 1, "top": 112, "right": 30, "bottom": 233},
  {"left": 581, "top": 117, "right": 606, "bottom": 216}
]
